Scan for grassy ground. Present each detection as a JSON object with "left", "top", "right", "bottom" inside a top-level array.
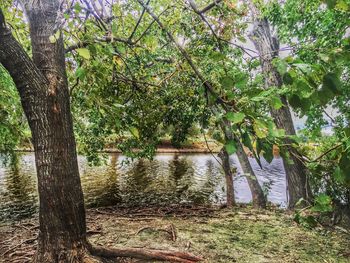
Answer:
[{"left": 1, "top": 206, "right": 349, "bottom": 263}]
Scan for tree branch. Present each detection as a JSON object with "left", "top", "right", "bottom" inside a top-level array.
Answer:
[
  {"left": 128, "top": 0, "right": 151, "bottom": 42},
  {"left": 136, "top": 0, "right": 229, "bottom": 107},
  {"left": 65, "top": 36, "right": 133, "bottom": 53},
  {"left": 187, "top": 0, "right": 222, "bottom": 50},
  {"left": 0, "top": 8, "right": 47, "bottom": 95},
  {"left": 199, "top": 0, "right": 223, "bottom": 14}
]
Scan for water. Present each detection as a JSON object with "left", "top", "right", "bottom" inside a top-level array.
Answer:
[{"left": 0, "top": 152, "right": 287, "bottom": 221}]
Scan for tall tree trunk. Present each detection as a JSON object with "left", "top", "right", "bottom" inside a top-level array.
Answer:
[
  {"left": 249, "top": 17, "right": 312, "bottom": 208},
  {"left": 220, "top": 120, "right": 266, "bottom": 208},
  {"left": 0, "top": 4, "right": 202, "bottom": 263},
  {"left": 1, "top": 1, "right": 89, "bottom": 261},
  {"left": 235, "top": 140, "right": 267, "bottom": 209},
  {"left": 218, "top": 147, "right": 235, "bottom": 208}
]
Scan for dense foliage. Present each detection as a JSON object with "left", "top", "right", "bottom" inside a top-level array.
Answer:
[{"left": 0, "top": 0, "right": 349, "bottom": 213}]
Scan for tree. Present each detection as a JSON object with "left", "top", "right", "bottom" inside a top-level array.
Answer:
[
  {"left": 264, "top": 0, "right": 350, "bottom": 212},
  {"left": 219, "top": 118, "right": 266, "bottom": 209},
  {"left": 248, "top": 3, "right": 312, "bottom": 208},
  {"left": 0, "top": 1, "right": 201, "bottom": 262}
]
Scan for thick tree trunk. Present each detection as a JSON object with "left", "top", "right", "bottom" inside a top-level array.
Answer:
[
  {"left": 0, "top": 1, "right": 88, "bottom": 261},
  {"left": 249, "top": 17, "right": 312, "bottom": 208},
  {"left": 220, "top": 120, "right": 266, "bottom": 208},
  {"left": 218, "top": 147, "right": 235, "bottom": 208}
]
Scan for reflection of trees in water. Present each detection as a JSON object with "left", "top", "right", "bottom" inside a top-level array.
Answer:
[
  {"left": 0, "top": 153, "right": 226, "bottom": 220},
  {"left": 120, "top": 158, "right": 156, "bottom": 206},
  {"left": 0, "top": 153, "right": 38, "bottom": 221},
  {"left": 187, "top": 159, "right": 220, "bottom": 205},
  {"left": 82, "top": 153, "right": 122, "bottom": 208},
  {"left": 170, "top": 154, "right": 190, "bottom": 182},
  {"left": 122, "top": 156, "right": 199, "bottom": 206},
  {"left": 169, "top": 154, "right": 197, "bottom": 203},
  {"left": 119, "top": 155, "right": 221, "bottom": 206}
]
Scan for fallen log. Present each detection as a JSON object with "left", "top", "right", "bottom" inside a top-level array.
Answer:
[{"left": 89, "top": 245, "right": 202, "bottom": 263}]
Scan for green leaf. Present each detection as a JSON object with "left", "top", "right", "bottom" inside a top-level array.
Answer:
[
  {"left": 273, "top": 58, "right": 288, "bottom": 75},
  {"left": 74, "top": 3, "right": 82, "bottom": 12},
  {"left": 220, "top": 76, "right": 235, "bottom": 89},
  {"left": 225, "top": 140, "right": 237, "bottom": 155},
  {"left": 288, "top": 94, "right": 302, "bottom": 109},
  {"left": 339, "top": 152, "right": 350, "bottom": 185},
  {"left": 323, "top": 73, "right": 341, "bottom": 95},
  {"left": 262, "top": 142, "right": 274, "bottom": 163},
  {"left": 226, "top": 91, "right": 235, "bottom": 100},
  {"left": 210, "top": 51, "right": 226, "bottom": 61},
  {"left": 293, "top": 63, "right": 311, "bottom": 73},
  {"left": 253, "top": 119, "right": 268, "bottom": 138},
  {"left": 335, "top": 0, "right": 349, "bottom": 11},
  {"left": 49, "top": 31, "right": 60, "bottom": 44},
  {"left": 325, "top": 0, "right": 336, "bottom": 9},
  {"left": 226, "top": 112, "right": 245, "bottom": 124},
  {"left": 235, "top": 74, "right": 248, "bottom": 89},
  {"left": 76, "top": 48, "right": 91, "bottom": 60},
  {"left": 75, "top": 67, "right": 86, "bottom": 80},
  {"left": 283, "top": 72, "right": 293, "bottom": 85},
  {"left": 334, "top": 166, "right": 346, "bottom": 184},
  {"left": 129, "top": 127, "right": 139, "bottom": 139},
  {"left": 49, "top": 35, "right": 57, "bottom": 43},
  {"left": 270, "top": 96, "right": 283, "bottom": 109}
]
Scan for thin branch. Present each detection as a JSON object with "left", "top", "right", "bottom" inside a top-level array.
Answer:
[
  {"left": 309, "top": 143, "right": 342, "bottom": 163},
  {"left": 81, "top": 0, "right": 108, "bottom": 31},
  {"left": 128, "top": 0, "right": 151, "bottom": 42},
  {"left": 323, "top": 110, "right": 336, "bottom": 124},
  {"left": 133, "top": 6, "right": 173, "bottom": 45},
  {"left": 187, "top": 0, "right": 222, "bottom": 50},
  {"left": 136, "top": 0, "right": 230, "bottom": 108},
  {"left": 202, "top": 129, "right": 222, "bottom": 166},
  {"left": 65, "top": 36, "right": 132, "bottom": 53},
  {"left": 199, "top": 0, "right": 223, "bottom": 14},
  {"left": 65, "top": 4, "right": 171, "bottom": 52}
]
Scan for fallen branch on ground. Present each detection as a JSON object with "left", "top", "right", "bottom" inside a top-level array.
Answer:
[
  {"left": 136, "top": 223, "right": 177, "bottom": 241},
  {"left": 89, "top": 245, "right": 202, "bottom": 263}
]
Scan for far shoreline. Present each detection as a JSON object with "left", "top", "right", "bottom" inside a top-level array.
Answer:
[{"left": 13, "top": 147, "right": 221, "bottom": 154}]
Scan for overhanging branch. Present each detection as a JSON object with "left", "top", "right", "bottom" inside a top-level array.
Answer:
[
  {"left": 0, "top": 8, "right": 47, "bottom": 94},
  {"left": 136, "top": 0, "right": 230, "bottom": 108}
]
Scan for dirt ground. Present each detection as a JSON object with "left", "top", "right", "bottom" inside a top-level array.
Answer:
[{"left": 1, "top": 205, "right": 349, "bottom": 263}]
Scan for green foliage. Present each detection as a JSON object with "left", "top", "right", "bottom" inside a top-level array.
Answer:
[
  {"left": 294, "top": 193, "right": 333, "bottom": 228},
  {"left": 311, "top": 194, "right": 333, "bottom": 212},
  {"left": 0, "top": 65, "right": 29, "bottom": 162},
  {"left": 1, "top": 0, "right": 350, "bottom": 213},
  {"left": 225, "top": 140, "right": 237, "bottom": 155},
  {"left": 225, "top": 112, "right": 245, "bottom": 124}
]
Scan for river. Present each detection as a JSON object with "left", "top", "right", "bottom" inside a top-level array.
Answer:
[{"left": 0, "top": 152, "right": 287, "bottom": 221}]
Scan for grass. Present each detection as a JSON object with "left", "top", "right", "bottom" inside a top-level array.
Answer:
[
  {"left": 1, "top": 206, "right": 349, "bottom": 262},
  {"left": 86, "top": 207, "right": 350, "bottom": 263}
]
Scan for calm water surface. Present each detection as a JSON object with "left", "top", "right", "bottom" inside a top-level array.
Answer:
[{"left": 0, "top": 153, "right": 287, "bottom": 221}]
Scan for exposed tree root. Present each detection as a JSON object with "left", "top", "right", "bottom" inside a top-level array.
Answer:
[
  {"left": 136, "top": 223, "right": 177, "bottom": 241},
  {"left": 89, "top": 245, "right": 203, "bottom": 263}
]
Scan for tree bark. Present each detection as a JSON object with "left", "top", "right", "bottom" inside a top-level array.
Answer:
[
  {"left": 235, "top": 140, "right": 267, "bottom": 209},
  {"left": 249, "top": 17, "right": 312, "bottom": 208},
  {"left": 218, "top": 147, "right": 235, "bottom": 208},
  {"left": 0, "top": 1, "right": 88, "bottom": 261},
  {"left": 220, "top": 120, "right": 266, "bottom": 209}
]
